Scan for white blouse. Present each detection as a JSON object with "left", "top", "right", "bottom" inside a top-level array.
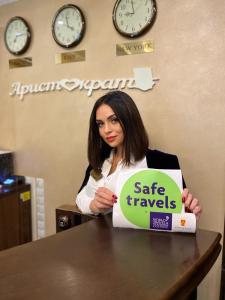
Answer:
[{"left": 76, "top": 151, "right": 148, "bottom": 214}]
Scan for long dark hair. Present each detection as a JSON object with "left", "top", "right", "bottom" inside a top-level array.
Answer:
[{"left": 88, "top": 91, "right": 149, "bottom": 170}]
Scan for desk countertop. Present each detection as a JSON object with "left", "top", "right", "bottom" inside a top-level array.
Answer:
[{"left": 0, "top": 215, "right": 221, "bottom": 300}]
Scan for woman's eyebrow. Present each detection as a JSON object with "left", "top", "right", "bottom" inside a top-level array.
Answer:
[
  {"left": 107, "top": 114, "right": 116, "bottom": 120},
  {"left": 96, "top": 114, "right": 116, "bottom": 122}
]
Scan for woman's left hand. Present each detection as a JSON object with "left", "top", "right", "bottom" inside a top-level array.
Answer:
[{"left": 182, "top": 188, "right": 202, "bottom": 220}]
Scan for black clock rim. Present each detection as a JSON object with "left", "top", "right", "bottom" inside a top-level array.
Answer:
[
  {"left": 112, "top": 0, "right": 157, "bottom": 38},
  {"left": 52, "top": 3, "right": 86, "bottom": 49},
  {"left": 4, "top": 16, "right": 32, "bottom": 56}
]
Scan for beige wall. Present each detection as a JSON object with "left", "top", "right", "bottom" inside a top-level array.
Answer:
[{"left": 0, "top": 1, "right": 224, "bottom": 299}]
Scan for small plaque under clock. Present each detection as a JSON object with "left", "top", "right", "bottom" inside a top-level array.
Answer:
[
  {"left": 55, "top": 50, "right": 85, "bottom": 64},
  {"left": 116, "top": 40, "right": 154, "bottom": 56},
  {"left": 9, "top": 57, "right": 32, "bottom": 69}
]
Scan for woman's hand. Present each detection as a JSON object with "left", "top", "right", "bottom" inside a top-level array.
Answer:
[
  {"left": 90, "top": 187, "right": 117, "bottom": 214},
  {"left": 182, "top": 188, "right": 202, "bottom": 220}
]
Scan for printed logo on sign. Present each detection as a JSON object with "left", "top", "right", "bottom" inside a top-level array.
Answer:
[
  {"left": 180, "top": 219, "right": 186, "bottom": 226},
  {"left": 150, "top": 212, "right": 172, "bottom": 231}
]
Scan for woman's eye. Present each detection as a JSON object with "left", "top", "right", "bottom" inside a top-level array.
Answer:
[
  {"left": 96, "top": 122, "right": 103, "bottom": 128},
  {"left": 111, "top": 117, "right": 118, "bottom": 124}
]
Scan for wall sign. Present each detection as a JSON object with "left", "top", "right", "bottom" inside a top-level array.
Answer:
[{"left": 9, "top": 67, "right": 159, "bottom": 100}]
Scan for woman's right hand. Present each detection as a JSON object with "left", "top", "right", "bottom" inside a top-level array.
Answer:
[{"left": 90, "top": 187, "right": 117, "bottom": 213}]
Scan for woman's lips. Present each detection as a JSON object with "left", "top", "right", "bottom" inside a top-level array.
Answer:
[{"left": 106, "top": 136, "right": 116, "bottom": 142}]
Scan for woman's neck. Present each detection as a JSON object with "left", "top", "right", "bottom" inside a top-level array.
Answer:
[
  {"left": 114, "top": 146, "right": 124, "bottom": 161},
  {"left": 108, "top": 148, "right": 123, "bottom": 176}
]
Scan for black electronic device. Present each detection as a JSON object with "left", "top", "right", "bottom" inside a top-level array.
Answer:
[
  {"left": 2, "top": 175, "right": 25, "bottom": 186},
  {"left": 0, "top": 151, "right": 13, "bottom": 184}
]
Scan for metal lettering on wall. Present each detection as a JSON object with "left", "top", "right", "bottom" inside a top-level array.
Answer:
[
  {"left": 55, "top": 50, "right": 85, "bottom": 64},
  {"left": 9, "top": 57, "right": 32, "bottom": 69},
  {"left": 116, "top": 40, "right": 154, "bottom": 56},
  {"left": 9, "top": 67, "right": 159, "bottom": 101}
]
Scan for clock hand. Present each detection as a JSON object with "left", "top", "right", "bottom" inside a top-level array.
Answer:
[
  {"left": 131, "top": 0, "right": 135, "bottom": 13},
  {"left": 65, "top": 15, "right": 74, "bottom": 30},
  {"left": 125, "top": 12, "right": 133, "bottom": 17},
  {"left": 68, "top": 24, "right": 74, "bottom": 31},
  {"left": 124, "top": 1, "right": 135, "bottom": 17},
  {"left": 13, "top": 32, "right": 26, "bottom": 43},
  {"left": 65, "top": 15, "right": 69, "bottom": 26},
  {"left": 16, "top": 32, "right": 26, "bottom": 37}
]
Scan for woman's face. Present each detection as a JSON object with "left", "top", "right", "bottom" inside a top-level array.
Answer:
[{"left": 96, "top": 104, "right": 124, "bottom": 152}]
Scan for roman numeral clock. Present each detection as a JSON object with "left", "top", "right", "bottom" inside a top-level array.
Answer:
[{"left": 113, "top": 0, "right": 157, "bottom": 38}]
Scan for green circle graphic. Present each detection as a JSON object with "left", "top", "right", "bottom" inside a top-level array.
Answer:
[{"left": 120, "top": 170, "right": 182, "bottom": 228}]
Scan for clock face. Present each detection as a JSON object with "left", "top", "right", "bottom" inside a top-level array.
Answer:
[
  {"left": 4, "top": 16, "right": 31, "bottom": 55},
  {"left": 113, "top": 0, "right": 157, "bottom": 38},
  {"left": 52, "top": 4, "right": 85, "bottom": 48}
]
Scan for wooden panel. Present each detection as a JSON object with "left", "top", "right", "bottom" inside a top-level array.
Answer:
[
  {"left": 0, "top": 184, "right": 31, "bottom": 250},
  {"left": 0, "top": 192, "right": 20, "bottom": 250},
  {"left": 18, "top": 190, "right": 32, "bottom": 244}
]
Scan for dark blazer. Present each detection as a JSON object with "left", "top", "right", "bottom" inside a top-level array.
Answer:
[{"left": 78, "top": 149, "right": 185, "bottom": 193}]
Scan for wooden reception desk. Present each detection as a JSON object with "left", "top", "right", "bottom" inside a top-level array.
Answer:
[{"left": 0, "top": 214, "right": 221, "bottom": 300}]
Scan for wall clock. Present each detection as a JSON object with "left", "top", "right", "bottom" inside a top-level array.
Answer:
[
  {"left": 112, "top": 0, "right": 157, "bottom": 38},
  {"left": 52, "top": 4, "right": 85, "bottom": 48},
  {"left": 4, "top": 16, "right": 31, "bottom": 55}
]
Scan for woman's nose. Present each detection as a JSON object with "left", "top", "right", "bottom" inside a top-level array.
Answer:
[{"left": 104, "top": 122, "right": 112, "bottom": 133}]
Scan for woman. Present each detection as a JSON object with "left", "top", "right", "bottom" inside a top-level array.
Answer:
[{"left": 76, "top": 90, "right": 201, "bottom": 218}]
